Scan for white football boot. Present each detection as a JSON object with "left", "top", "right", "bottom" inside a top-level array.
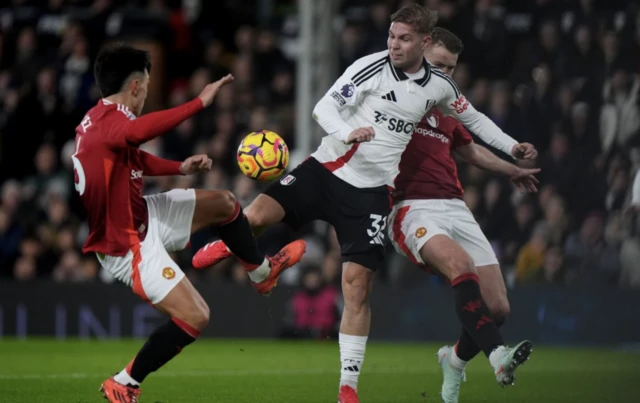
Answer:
[
  {"left": 490, "top": 340, "right": 533, "bottom": 387},
  {"left": 436, "top": 346, "right": 466, "bottom": 403}
]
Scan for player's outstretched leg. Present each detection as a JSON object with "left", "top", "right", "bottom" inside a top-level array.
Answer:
[
  {"left": 419, "top": 235, "right": 531, "bottom": 397},
  {"left": 191, "top": 191, "right": 304, "bottom": 294},
  {"left": 440, "top": 263, "right": 513, "bottom": 400},
  {"left": 192, "top": 193, "right": 286, "bottom": 268},
  {"left": 100, "top": 278, "right": 208, "bottom": 403},
  {"left": 337, "top": 262, "right": 374, "bottom": 403}
]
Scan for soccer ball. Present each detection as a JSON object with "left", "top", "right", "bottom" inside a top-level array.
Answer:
[{"left": 237, "top": 130, "right": 289, "bottom": 181}]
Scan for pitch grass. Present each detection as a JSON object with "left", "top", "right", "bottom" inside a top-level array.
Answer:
[{"left": 0, "top": 339, "right": 638, "bottom": 402}]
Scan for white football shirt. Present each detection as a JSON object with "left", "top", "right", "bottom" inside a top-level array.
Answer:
[{"left": 311, "top": 50, "right": 518, "bottom": 188}]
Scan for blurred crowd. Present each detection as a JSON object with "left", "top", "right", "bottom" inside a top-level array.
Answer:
[{"left": 1, "top": 0, "right": 640, "bottom": 305}]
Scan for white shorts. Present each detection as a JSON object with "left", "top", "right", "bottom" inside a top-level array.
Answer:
[
  {"left": 97, "top": 189, "right": 196, "bottom": 304},
  {"left": 388, "top": 198, "right": 498, "bottom": 268}
]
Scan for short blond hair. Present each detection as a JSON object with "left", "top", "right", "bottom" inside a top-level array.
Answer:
[{"left": 390, "top": 4, "right": 438, "bottom": 34}]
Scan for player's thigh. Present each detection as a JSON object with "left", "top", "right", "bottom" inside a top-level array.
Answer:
[
  {"left": 155, "top": 276, "right": 210, "bottom": 330},
  {"left": 190, "top": 189, "right": 238, "bottom": 233},
  {"left": 97, "top": 234, "right": 186, "bottom": 306},
  {"left": 451, "top": 202, "right": 499, "bottom": 268},
  {"left": 260, "top": 158, "right": 327, "bottom": 230},
  {"left": 477, "top": 263, "right": 510, "bottom": 322},
  {"left": 137, "top": 244, "right": 188, "bottom": 306},
  {"left": 388, "top": 202, "right": 450, "bottom": 267},
  {"left": 419, "top": 234, "right": 476, "bottom": 281},
  {"left": 244, "top": 193, "right": 286, "bottom": 233},
  {"left": 144, "top": 189, "right": 197, "bottom": 252}
]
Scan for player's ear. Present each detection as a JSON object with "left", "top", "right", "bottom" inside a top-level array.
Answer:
[
  {"left": 422, "top": 35, "right": 431, "bottom": 50},
  {"left": 131, "top": 79, "right": 139, "bottom": 97}
]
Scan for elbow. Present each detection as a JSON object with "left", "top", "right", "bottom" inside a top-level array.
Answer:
[
  {"left": 123, "top": 133, "right": 135, "bottom": 144},
  {"left": 123, "top": 129, "right": 141, "bottom": 146},
  {"left": 464, "top": 149, "right": 480, "bottom": 165},
  {"left": 312, "top": 99, "right": 327, "bottom": 120}
]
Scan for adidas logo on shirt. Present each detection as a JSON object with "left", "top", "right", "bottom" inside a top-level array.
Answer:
[{"left": 381, "top": 91, "right": 397, "bottom": 102}]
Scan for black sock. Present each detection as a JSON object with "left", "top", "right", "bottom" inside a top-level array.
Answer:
[
  {"left": 217, "top": 202, "right": 264, "bottom": 266},
  {"left": 456, "top": 314, "right": 506, "bottom": 361},
  {"left": 452, "top": 273, "right": 503, "bottom": 357},
  {"left": 456, "top": 327, "right": 482, "bottom": 361},
  {"left": 127, "top": 318, "right": 199, "bottom": 383}
]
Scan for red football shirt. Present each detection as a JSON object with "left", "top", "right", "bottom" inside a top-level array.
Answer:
[
  {"left": 72, "top": 98, "right": 202, "bottom": 256},
  {"left": 394, "top": 108, "right": 473, "bottom": 201}
]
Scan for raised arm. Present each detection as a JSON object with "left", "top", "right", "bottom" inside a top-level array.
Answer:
[
  {"left": 109, "top": 75, "right": 234, "bottom": 147},
  {"left": 117, "top": 99, "right": 203, "bottom": 146},
  {"left": 456, "top": 142, "right": 519, "bottom": 176},
  {"left": 436, "top": 78, "right": 537, "bottom": 159},
  {"left": 456, "top": 142, "right": 540, "bottom": 192}
]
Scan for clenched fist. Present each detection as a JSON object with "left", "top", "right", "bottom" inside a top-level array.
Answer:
[
  {"left": 511, "top": 143, "right": 538, "bottom": 160},
  {"left": 347, "top": 127, "right": 375, "bottom": 144},
  {"left": 180, "top": 154, "right": 213, "bottom": 175}
]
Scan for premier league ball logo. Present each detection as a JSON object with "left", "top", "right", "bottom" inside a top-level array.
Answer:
[{"left": 341, "top": 83, "right": 355, "bottom": 98}]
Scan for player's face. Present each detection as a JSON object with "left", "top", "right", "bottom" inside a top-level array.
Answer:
[
  {"left": 131, "top": 70, "right": 150, "bottom": 116},
  {"left": 387, "top": 22, "right": 430, "bottom": 72},
  {"left": 424, "top": 44, "right": 458, "bottom": 77}
]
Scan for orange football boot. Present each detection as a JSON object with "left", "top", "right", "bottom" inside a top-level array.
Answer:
[
  {"left": 192, "top": 240, "right": 232, "bottom": 269},
  {"left": 252, "top": 239, "right": 306, "bottom": 295},
  {"left": 99, "top": 377, "right": 141, "bottom": 403},
  {"left": 338, "top": 385, "right": 360, "bottom": 403}
]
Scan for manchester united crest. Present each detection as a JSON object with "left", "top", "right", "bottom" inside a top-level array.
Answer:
[
  {"left": 415, "top": 227, "right": 427, "bottom": 238},
  {"left": 162, "top": 267, "right": 176, "bottom": 279}
]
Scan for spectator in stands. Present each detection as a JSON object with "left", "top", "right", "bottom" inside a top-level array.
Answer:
[
  {"left": 564, "top": 212, "right": 622, "bottom": 285},
  {"left": 280, "top": 265, "right": 341, "bottom": 339},
  {"left": 537, "top": 246, "right": 566, "bottom": 285},
  {"left": 23, "top": 143, "right": 69, "bottom": 210},
  {"left": 516, "top": 221, "right": 551, "bottom": 284},
  {"left": 501, "top": 198, "right": 536, "bottom": 266},
  {"left": 0, "top": 205, "right": 22, "bottom": 276},
  {"left": 540, "top": 193, "right": 570, "bottom": 247},
  {"left": 600, "top": 67, "right": 640, "bottom": 154}
]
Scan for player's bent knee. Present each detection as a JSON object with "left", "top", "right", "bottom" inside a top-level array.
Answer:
[
  {"left": 244, "top": 194, "right": 285, "bottom": 229},
  {"left": 160, "top": 279, "right": 211, "bottom": 331},
  {"left": 197, "top": 303, "right": 211, "bottom": 329},
  {"left": 181, "top": 303, "right": 210, "bottom": 331},
  {"left": 243, "top": 205, "right": 261, "bottom": 228},
  {"left": 446, "top": 257, "right": 477, "bottom": 281},
  {"left": 193, "top": 189, "right": 240, "bottom": 230},
  {"left": 217, "top": 190, "right": 238, "bottom": 220},
  {"left": 489, "top": 300, "right": 510, "bottom": 326}
]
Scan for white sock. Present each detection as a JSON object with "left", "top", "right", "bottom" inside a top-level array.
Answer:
[
  {"left": 113, "top": 368, "right": 140, "bottom": 387},
  {"left": 247, "top": 258, "right": 270, "bottom": 282},
  {"left": 488, "top": 345, "right": 505, "bottom": 371},
  {"left": 449, "top": 345, "right": 468, "bottom": 370},
  {"left": 339, "top": 333, "right": 367, "bottom": 391}
]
